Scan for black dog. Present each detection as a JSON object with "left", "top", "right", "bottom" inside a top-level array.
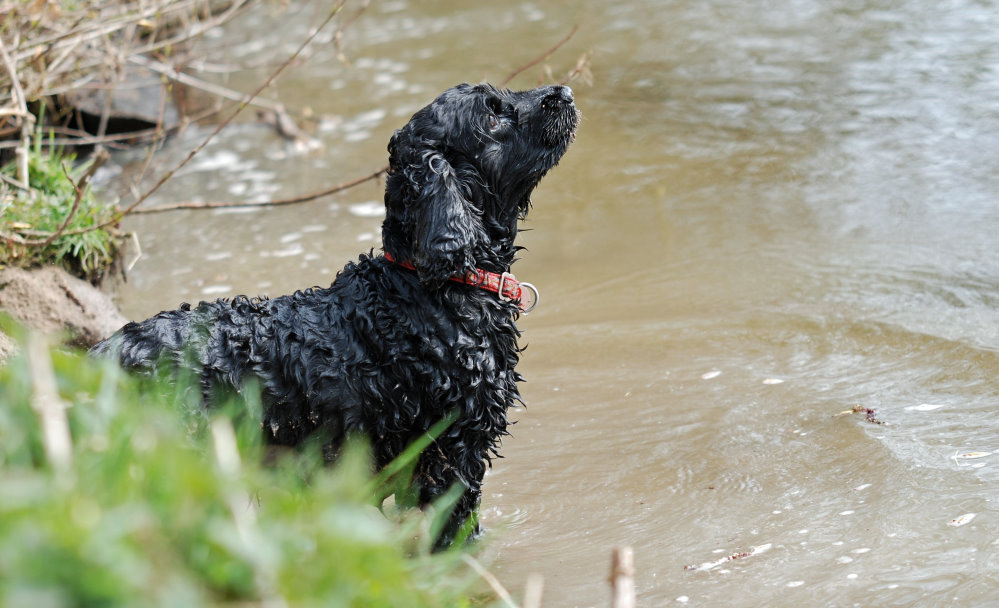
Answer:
[{"left": 91, "top": 83, "right": 578, "bottom": 545}]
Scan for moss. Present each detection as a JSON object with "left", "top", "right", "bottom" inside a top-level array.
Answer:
[{"left": 1, "top": 139, "right": 121, "bottom": 283}]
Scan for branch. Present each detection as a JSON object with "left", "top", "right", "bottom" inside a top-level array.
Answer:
[
  {"left": 130, "top": 165, "right": 387, "bottom": 214},
  {"left": 338, "top": 0, "right": 373, "bottom": 66},
  {"left": 561, "top": 51, "right": 592, "bottom": 86},
  {"left": 0, "top": 33, "right": 33, "bottom": 189},
  {"left": 99, "top": 0, "right": 350, "bottom": 228},
  {"left": 128, "top": 54, "right": 286, "bottom": 113},
  {"left": 0, "top": 105, "right": 221, "bottom": 151},
  {"left": 501, "top": 25, "right": 579, "bottom": 87},
  {"left": 1, "top": 0, "right": 352, "bottom": 247}
]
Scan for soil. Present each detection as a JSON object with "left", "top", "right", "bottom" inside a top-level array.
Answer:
[{"left": 0, "top": 266, "right": 127, "bottom": 362}]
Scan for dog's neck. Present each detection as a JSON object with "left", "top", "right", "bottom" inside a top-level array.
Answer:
[
  {"left": 380, "top": 191, "right": 528, "bottom": 276},
  {"left": 474, "top": 208, "right": 522, "bottom": 273}
]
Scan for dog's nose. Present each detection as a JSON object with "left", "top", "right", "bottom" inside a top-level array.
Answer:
[{"left": 545, "top": 85, "right": 573, "bottom": 104}]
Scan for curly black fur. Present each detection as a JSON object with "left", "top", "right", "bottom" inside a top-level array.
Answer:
[{"left": 91, "top": 83, "right": 578, "bottom": 545}]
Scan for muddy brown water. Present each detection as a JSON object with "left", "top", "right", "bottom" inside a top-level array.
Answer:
[{"left": 101, "top": 1, "right": 999, "bottom": 605}]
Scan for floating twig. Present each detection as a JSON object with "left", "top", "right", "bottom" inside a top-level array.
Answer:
[
  {"left": 684, "top": 543, "right": 773, "bottom": 572},
  {"left": 835, "top": 405, "right": 886, "bottom": 425}
]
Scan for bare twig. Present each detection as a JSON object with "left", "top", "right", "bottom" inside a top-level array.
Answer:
[
  {"left": 501, "top": 25, "right": 579, "bottom": 87},
  {"left": 2, "top": 0, "right": 358, "bottom": 249},
  {"left": 9, "top": 1, "right": 243, "bottom": 67},
  {"left": 131, "top": 165, "right": 387, "bottom": 214},
  {"left": 333, "top": 0, "right": 372, "bottom": 67},
  {"left": 128, "top": 54, "right": 287, "bottom": 113},
  {"left": 2, "top": 0, "right": 252, "bottom": 114},
  {"left": 127, "top": 68, "right": 177, "bottom": 192},
  {"left": 127, "top": 0, "right": 252, "bottom": 58},
  {"left": 0, "top": 104, "right": 220, "bottom": 151},
  {"left": 130, "top": 53, "right": 314, "bottom": 146},
  {"left": 106, "top": 0, "right": 349, "bottom": 224},
  {"left": 0, "top": 33, "right": 33, "bottom": 189},
  {"left": 4, "top": 0, "right": 346, "bottom": 247},
  {"left": 561, "top": 51, "right": 593, "bottom": 86},
  {"left": 49, "top": 149, "right": 111, "bottom": 246},
  {"left": 0, "top": 170, "right": 28, "bottom": 190},
  {"left": 126, "top": 230, "right": 143, "bottom": 271}
]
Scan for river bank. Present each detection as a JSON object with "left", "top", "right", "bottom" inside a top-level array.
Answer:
[
  {"left": 0, "top": 0, "right": 339, "bottom": 356},
  {"left": 1, "top": 0, "right": 252, "bottom": 281},
  {"left": 0, "top": 0, "right": 253, "bottom": 358}
]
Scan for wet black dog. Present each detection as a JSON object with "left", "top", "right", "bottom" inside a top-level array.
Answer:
[{"left": 91, "top": 83, "right": 578, "bottom": 545}]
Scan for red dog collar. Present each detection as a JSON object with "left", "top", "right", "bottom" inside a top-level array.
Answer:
[{"left": 383, "top": 253, "right": 539, "bottom": 313}]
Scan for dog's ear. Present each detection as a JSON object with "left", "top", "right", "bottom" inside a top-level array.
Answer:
[{"left": 409, "top": 152, "right": 485, "bottom": 285}]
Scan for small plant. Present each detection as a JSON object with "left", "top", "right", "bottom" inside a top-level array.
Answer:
[
  {"left": 0, "top": 321, "right": 494, "bottom": 607},
  {"left": 1, "top": 133, "right": 120, "bottom": 282}
]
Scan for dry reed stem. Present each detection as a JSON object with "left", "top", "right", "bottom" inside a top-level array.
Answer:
[
  {"left": 611, "top": 546, "right": 636, "bottom": 608},
  {"left": 461, "top": 555, "right": 518, "bottom": 608},
  {"left": 522, "top": 573, "right": 544, "bottom": 608},
  {"left": 26, "top": 333, "right": 73, "bottom": 472},
  {"left": 0, "top": 33, "right": 33, "bottom": 188},
  {"left": 1, "top": 1, "right": 248, "bottom": 104}
]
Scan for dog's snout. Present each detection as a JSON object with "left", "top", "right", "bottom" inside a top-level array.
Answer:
[{"left": 542, "top": 85, "right": 574, "bottom": 106}]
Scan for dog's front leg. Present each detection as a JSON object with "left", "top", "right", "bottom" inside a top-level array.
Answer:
[{"left": 416, "top": 442, "right": 486, "bottom": 549}]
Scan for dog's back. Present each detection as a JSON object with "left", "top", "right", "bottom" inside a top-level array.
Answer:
[{"left": 92, "top": 254, "right": 522, "bottom": 452}]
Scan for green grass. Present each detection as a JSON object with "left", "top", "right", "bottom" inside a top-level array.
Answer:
[
  {"left": 1, "top": 136, "right": 120, "bottom": 282},
  {"left": 0, "top": 322, "right": 495, "bottom": 607}
]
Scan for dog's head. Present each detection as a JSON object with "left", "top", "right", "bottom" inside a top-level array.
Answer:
[{"left": 382, "top": 83, "right": 579, "bottom": 284}]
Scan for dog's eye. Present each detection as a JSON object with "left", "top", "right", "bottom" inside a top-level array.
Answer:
[
  {"left": 486, "top": 95, "right": 504, "bottom": 113},
  {"left": 487, "top": 113, "right": 501, "bottom": 132}
]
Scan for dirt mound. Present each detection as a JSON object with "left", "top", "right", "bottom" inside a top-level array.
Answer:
[{"left": 0, "top": 267, "right": 126, "bottom": 361}]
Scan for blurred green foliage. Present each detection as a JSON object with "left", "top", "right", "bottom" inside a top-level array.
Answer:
[{"left": 0, "top": 324, "right": 493, "bottom": 607}]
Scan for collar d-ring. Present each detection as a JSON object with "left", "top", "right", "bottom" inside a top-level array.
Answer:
[{"left": 517, "top": 281, "right": 540, "bottom": 313}]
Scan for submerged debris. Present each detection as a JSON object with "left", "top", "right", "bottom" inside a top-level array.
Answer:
[
  {"left": 952, "top": 451, "right": 992, "bottom": 469},
  {"left": 954, "top": 452, "right": 991, "bottom": 460},
  {"left": 683, "top": 543, "right": 772, "bottom": 572},
  {"left": 835, "top": 405, "right": 886, "bottom": 425}
]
